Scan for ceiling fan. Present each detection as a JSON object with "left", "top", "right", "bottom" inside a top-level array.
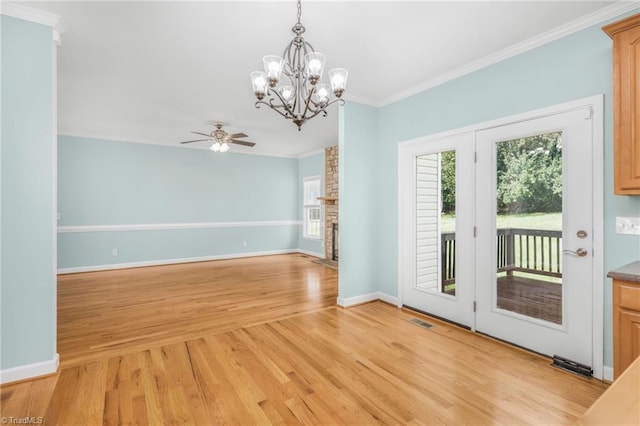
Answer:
[{"left": 180, "top": 123, "right": 256, "bottom": 152}]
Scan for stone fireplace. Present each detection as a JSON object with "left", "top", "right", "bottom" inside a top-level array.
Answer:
[{"left": 324, "top": 146, "right": 338, "bottom": 260}]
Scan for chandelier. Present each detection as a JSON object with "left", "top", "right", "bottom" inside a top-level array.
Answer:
[{"left": 250, "top": 0, "right": 348, "bottom": 130}]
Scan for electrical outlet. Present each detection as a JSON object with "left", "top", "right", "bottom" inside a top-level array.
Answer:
[
  {"left": 112, "top": 248, "right": 118, "bottom": 256},
  {"left": 56, "top": 212, "right": 61, "bottom": 221},
  {"left": 616, "top": 217, "right": 640, "bottom": 235},
  {"left": 242, "top": 240, "right": 248, "bottom": 247}
]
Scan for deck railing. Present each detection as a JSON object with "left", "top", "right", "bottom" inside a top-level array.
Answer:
[{"left": 441, "top": 228, "right": 562, "bottom": 290}]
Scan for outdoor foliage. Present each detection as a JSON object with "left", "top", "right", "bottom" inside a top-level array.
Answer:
[
  {"left": 440, "top": 132, "right": 562, "bottom": 214},
  {"left": 441, "top": 150, "right": 456, "bottom": 213},
  {"left": 496, "top": 132, "right": 562, "bottom": 213}
]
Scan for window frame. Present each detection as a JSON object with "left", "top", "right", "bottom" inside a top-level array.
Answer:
[{"left": 302, "top": 176, "right": 322, "bottom": 240}]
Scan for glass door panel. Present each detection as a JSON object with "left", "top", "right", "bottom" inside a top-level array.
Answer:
[
  {"left": 494, "top": 132, "right": 563, "bottom": 324},
  {"left": 416, "top": 151, "right": 456, "bottom": 296}
]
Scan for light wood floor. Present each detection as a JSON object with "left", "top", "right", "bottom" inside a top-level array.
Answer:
[
  {"left": 57, "top": 253, "right": 338, "bottom": 367},
  {"left": 1, "top": 254, "right": 607, "bottom": 424}
]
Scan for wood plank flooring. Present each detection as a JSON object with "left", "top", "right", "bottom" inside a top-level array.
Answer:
[
  {"left": 57, "top": 254, "right": 337, "bottom": 367},
  {"left": 1, "top": 254, "right": 608, "bottom": 425}
]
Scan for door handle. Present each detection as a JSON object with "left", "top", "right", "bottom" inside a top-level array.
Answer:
[{"left": 563, "top": 248, "right": 588, "bottom": 257}]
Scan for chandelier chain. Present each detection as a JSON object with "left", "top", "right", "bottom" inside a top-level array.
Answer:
[{"left": 297, "top": 0, "right": 302, "bottom": 26}]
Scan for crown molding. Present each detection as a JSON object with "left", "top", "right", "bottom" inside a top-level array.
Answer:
[
  {"left": 375, "top": 1, "right": 639, "bottom": 107},
  {"left": 297, "top": 148, "right": 326, "bottom": 159},
  {"left": 343, "top": 93, "right": 377, "bottom": 107},
  {"left": 0, "top": 2, "right": 60, "bottom": 28}
]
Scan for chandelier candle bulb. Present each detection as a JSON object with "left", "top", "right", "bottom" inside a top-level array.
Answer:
[
  {"left": 251, "top": 0, "right": 347, "bottom": 130},
  {"left": 263, "top": 55, "right": 284, "bottom": 86},
  {"left": 304, "top": 52, "right": 326, "bottom": 84},
  {"left": 314, "top": 83, "right": 330, "bottom": 105},
  {"left": 250, "top": 71, "right": 267, "bottom": 99},
  {"left": 280, "top": 85, "right": 295, "bottom": 104},
  {"left": 329, "top": 68, "right": 348, "bottom": 97}
]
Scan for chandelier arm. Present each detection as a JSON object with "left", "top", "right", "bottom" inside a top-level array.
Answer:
[
  {"left": 294, "top": 47, "right": 305, "bottom": 116},
  {"left": 305, "top": 97, "right": 329, "bottom": 112},
  {"left": 268, "top": 87, "right": 297, "bottom": 118},
  {"left": 255, "top": 100, "right": 292, "bottom": 120},
  {"left": 303, "top": 98, "right": 346, "bottom": 121},
  {"left": 300, "top": 85, "right": 316, "bottom": 119},
  {"left": 327, "top": 98, "right": 346, "bottom": 108},
  {"left": 278, "top": 71, "right": 298, "bottom": 113}
]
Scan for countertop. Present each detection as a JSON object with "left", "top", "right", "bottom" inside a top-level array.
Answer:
[
  {"left": 607, "top": 261, "right": 640, "bottom": 283},
  {"left": 576, "top": 355, "right": 640, "bottom": 425}
]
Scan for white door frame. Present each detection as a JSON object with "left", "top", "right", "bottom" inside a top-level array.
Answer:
[{"left": 397, "top": 95, "right": 604, "bottom": 379}]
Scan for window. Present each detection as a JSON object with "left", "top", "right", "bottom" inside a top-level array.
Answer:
[{"left": 303, "top": 176, "right": 321, "bottom": 239}]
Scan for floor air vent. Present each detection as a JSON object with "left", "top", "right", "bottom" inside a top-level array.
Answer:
[
  {"left": 551, "top": 355, "right": 593, "bottom": 378},
  {"left": 409, "top": 318, "right": 434, "bottom": 329}
]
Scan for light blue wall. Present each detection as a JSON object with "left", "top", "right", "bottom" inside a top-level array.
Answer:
[
  {"left": 1, "top": 16, "right": 56, "bottom": 369},
  {"left": 297, "top": 151, "right": 324, "bottom": 256},
  {"left": 338, "top": 103, "right": 379, "bottom": 299},
  {"left": 58, "top": 136, "right": 300, "bottom": 269},
  {"left": 339, "top": 10, "right": 640, "bottom": 368}
]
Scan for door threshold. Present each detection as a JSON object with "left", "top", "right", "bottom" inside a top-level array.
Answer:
[{"left": 402, "top": 305, "right": 471, "bottom": 330}]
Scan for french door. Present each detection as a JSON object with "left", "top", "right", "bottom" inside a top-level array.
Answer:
[
  {"left": 399, "top": 132, "right": 475, "bottom": 327},
  {"left": 399, "top": 99, "right": 600, "bottom": 373},
  {"left": 475, "top": 109, "right": 593, "bottom": 367}
]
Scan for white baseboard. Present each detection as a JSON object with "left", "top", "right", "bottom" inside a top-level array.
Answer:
[
  {"left": 58, "top": 249, "right": 300, "bottom": 274},
  {"left": 297, "top": 249, "right": 324, "bottom": 258},
  {"left": 0, "top": 353, "right": 59, "bottom": 385},
  {"left": 377, "top": 292, "right": 401, "bottom": 307},
  {"left": 337, "top": 292, "right": 400, "bottom": 308},
  {"left": 603, "top": 366, "right": 613, "bottom": 382},
  {"left": 337, "top": 292, "right": 379, "bottom": 307}
]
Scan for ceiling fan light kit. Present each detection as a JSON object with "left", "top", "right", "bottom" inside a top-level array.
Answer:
[
  {"left": 251, "top": 0, "right": 348, "bottom": 130},
  {"left": 179, "top": 123, "right": 255, "bottom": 153}
]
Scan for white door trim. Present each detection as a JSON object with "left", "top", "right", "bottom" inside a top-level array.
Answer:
[{"left": 397, "top": 95, "right": 604, "bottom": 379}]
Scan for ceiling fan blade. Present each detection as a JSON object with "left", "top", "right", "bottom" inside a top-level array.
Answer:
[
  {"left": 227, "top": 132, "right": 248, "bottom": 139},
  {"left": 229, "top": 140, "right": 256, "bottom": 147},
  {"left": 191, "top": 131, "right": 212, "bottom": 138},
  {"left": 180, "top": 139, "right": 210, "bottom": 144}
]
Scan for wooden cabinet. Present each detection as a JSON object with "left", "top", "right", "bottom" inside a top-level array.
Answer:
[
  {"left": 603, "top": 14, "right": 640, "bottom": 195},
  {"left": 612, "top": 278, "right": 640, "bottom": 378}
]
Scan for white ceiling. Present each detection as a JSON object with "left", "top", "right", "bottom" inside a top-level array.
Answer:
[{"left": 30, "top": 1, "right": 619, "bottom": 157}]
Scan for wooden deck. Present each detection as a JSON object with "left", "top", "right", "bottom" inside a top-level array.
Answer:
[{"left": 497, "top": 274, "right": 562, "bottom": 324}]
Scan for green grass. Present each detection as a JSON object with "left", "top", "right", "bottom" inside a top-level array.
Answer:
[{"left": 440, "top": 212, "right": 561, "bottom": 233}]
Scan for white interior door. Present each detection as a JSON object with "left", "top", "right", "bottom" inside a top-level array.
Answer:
[
  {"left": 399, "top": 133, "right": 475, "bottom": 327},
  {"left": 475, "top": 108, "right": 594, "bottom": 367}
]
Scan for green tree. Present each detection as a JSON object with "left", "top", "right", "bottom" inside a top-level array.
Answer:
[
  {"left": 496, "top": 132, "right": 562, "bottom": 213},
  {"left": 437, "top": 132, "right": 562, "bottom": 215},
  {"left": 441, "top": 151, "right": 456, "bottom": 213}
]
